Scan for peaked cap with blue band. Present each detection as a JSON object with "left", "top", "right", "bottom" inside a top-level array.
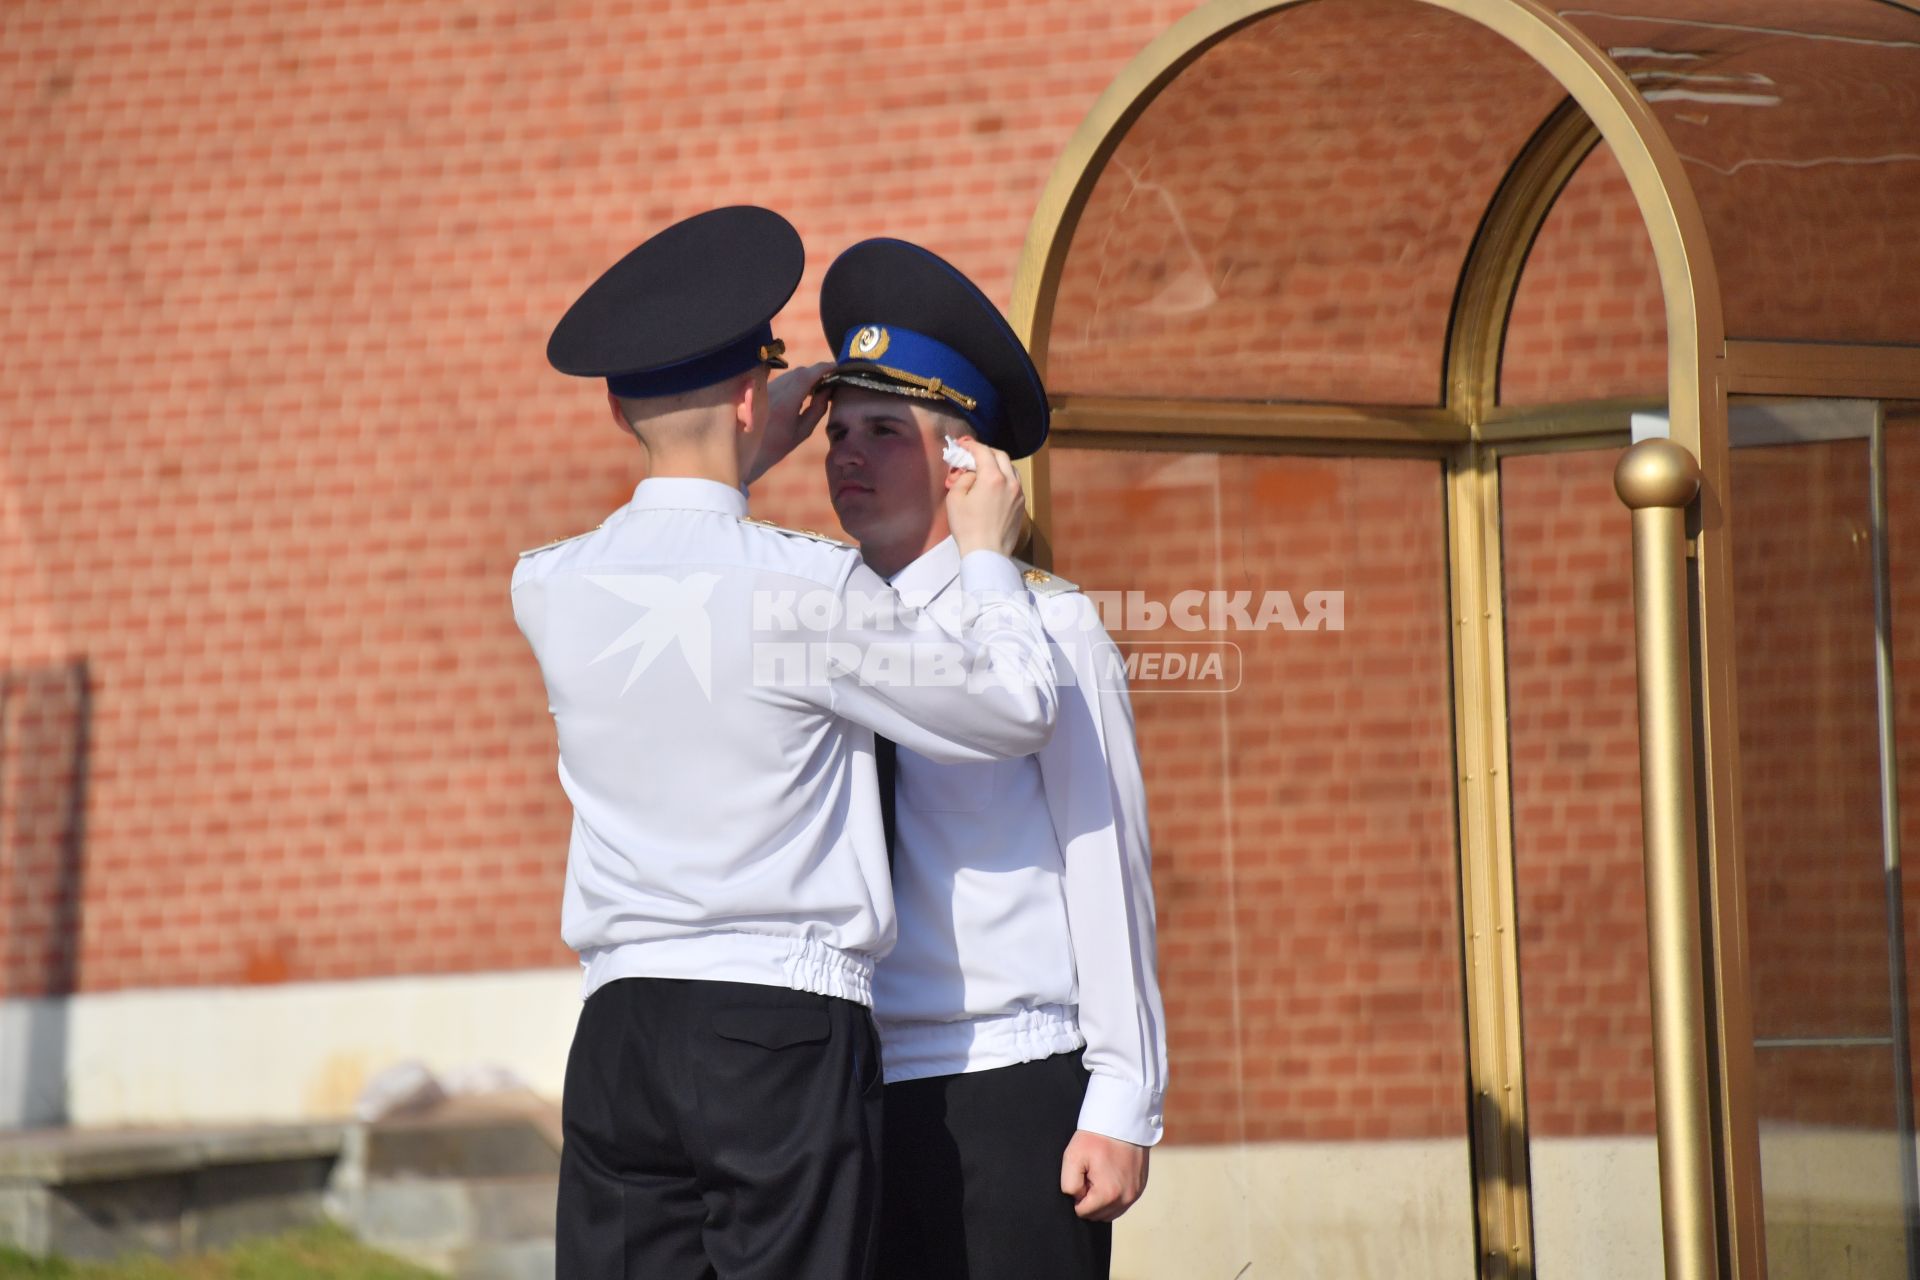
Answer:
[
  {"left": 547, "top": 206, "right": 801, "bottom": 398},
  {"left": 819, "top": 239, "right": 1049, "bottom": 460}
]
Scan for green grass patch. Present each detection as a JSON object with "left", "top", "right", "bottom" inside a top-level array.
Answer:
[{"left": 0, "top": 1226, "right": 438, "bottom": 1280}]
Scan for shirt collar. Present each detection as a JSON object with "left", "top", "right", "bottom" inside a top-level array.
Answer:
[
  {"left": 627, "top": 477, "right": 749, "bottom": 519},
  {"left": 887, "top": 536, "right": 962, "bottom": 597}
]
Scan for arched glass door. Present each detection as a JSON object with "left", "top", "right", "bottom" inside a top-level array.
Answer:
[{"left": 1013, "top": 1, "right": 1920, "bottom": 1276}]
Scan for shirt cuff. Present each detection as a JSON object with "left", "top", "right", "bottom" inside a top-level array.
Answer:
[
  {"left": 1076, "top": 1072, "right": 1164, "bottom": 1147},
  {"left": 957, "top": 550, "right": 1026, "bottom": 599}
]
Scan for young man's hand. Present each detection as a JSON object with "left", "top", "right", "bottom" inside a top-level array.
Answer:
[
  {"left": 1060, "top": 1129, "right": 1149, "bottom": 1222},
  {"left": 747, "top": 362, "right": 834, "bottom": 484},
  {"left": 944, "top": 438, "right": 1026, "bottom": 558}
]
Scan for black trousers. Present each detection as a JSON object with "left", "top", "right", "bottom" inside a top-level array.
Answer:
[
  {"left": 877, "top": 1050, "right": 1112, "bottom": 1280},
  {"left": 556, "top": 977, "right": 884, "bottom": 1280}
]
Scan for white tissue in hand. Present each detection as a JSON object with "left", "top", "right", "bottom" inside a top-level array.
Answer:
[{"left": 942, "top": 435, "right": 978, "bottom": 472}]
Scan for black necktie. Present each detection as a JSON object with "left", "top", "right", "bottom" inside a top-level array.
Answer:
[{"left": 875, "top": 735, "right": 899, "bottom": 868}]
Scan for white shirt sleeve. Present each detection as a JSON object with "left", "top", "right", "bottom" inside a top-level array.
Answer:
[
  {"left": 817, "top": 550, "right": 1059, "bottom": 764},
  {"left": 1039, "top": 593, "right": 1168, "bottom": 1146}
]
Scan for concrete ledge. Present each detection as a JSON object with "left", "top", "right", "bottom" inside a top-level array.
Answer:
[
  {"left": 331, "top": 1103, "right": 562, "bottom": 1280},
  {"left": 0, "top": 1124, "right": 347, "bottom": 1261},
  {"left": 364, "top": 1115, "right": 559, "bottom": 1181},
  {"left": 0, "top": 1107, "right": 563, "bottom": 1270},
  {"left": 0, "top": 1123, "right": 347, "bottom": 1184}
]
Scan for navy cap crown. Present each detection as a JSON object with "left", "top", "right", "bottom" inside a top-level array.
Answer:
[{"left": 548, "top": 206, "right": 803, "bottom": 398}]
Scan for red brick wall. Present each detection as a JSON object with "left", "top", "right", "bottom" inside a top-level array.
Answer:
[
  {"left": 0, "top": 0, "right": 1191, "bottom": 997},
  {"left": 5, "top": 0, "right": 1919, "bottom": 1158},
  {"left": 1501, "top": 448, "right": 1656, "bottom": 1137},
  {"left": 1502, "top": 143, "right": 1668, "bottom": 408}
]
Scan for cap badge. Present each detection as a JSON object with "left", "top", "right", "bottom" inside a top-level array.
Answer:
[{"left": 851, "top": 325, "right": 891, "bottom": 360}]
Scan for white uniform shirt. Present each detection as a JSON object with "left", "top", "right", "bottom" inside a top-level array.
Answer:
[
  {"left": 511, "top": 479, "right": 1058, "bottom": 1008},
  {"left": 873, "top": 537, "right": 1168, "bottom": 1147}
]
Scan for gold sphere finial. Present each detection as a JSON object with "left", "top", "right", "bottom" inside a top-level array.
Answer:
[{"left": 1615, "top": 438, "right": 1701, "bottom": 510}]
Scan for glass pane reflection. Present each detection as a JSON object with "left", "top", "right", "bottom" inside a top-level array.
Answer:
[
  {"left": 1758, "top": 1046, "right": 1910, "bottom": 1280},
  {"left": 1730, "top": 422, "right": 1914, "bottom": 1280},
  {"left": 1561, "top": 1, "right": 1920, "bottom": 345},
  {"left": 1731, "top": 437, "right": 1889, "bottom": 1043},
  {"left": 1047, "top": 446, "right": 1472, "bottom": 1279},
  {"left": 1045, "top": 0, "right": 1567, "bottom": 405},
  {"left": 1887, "top": 408, "right": 1920, "bottom": 1280}
]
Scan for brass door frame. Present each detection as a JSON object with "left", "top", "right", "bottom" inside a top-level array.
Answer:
[{"left": 1011, "top": 4, "right": 1920, "bottom": 1275}]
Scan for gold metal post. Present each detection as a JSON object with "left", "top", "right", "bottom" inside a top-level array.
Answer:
[{"left": 1616, "top": 438, "right": 1718, "bottom": 1280}]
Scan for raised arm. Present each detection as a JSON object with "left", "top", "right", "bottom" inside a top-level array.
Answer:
[{"left": 769, "top": 438, "right": 1057, "bottom": 761}]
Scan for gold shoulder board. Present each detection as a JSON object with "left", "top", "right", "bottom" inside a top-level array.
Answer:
[
  {"left": 1018, "top": 562, "right": 1080, "bottom": 596},
  {"left": 740, "top": 516, "right": 849, "bottom": 547},
  {"left": 517, "top": 528, "right": 597, "bottom": 559}
]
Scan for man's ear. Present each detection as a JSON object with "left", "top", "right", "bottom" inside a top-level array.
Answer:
[
  {"left": 607, "top": 392, "right": 634, "bottom": 437},
  {"left": 735, "top": 370, "right": 765, "bottom": 435}
]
